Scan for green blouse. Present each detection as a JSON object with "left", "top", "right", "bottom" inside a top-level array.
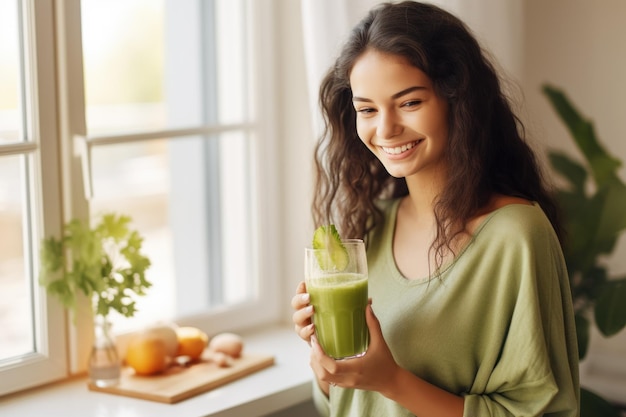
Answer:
[{"left": 313, "top": 199, "right": 579, "bottom": 416}]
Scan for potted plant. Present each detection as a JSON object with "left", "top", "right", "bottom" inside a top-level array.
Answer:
[
  {"left": 543, "top": 84, "right": 626, "bottom": 416},
  {"left": 39, "top": 212, "right": 152, "bottom": 387}
]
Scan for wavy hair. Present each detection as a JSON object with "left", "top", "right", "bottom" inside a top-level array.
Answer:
[{"left": 312, "top": 1, "right": 562, "bottom": 266}]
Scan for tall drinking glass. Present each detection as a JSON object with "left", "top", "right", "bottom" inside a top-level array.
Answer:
[{"left": 304, "top": 239, "right": 369, "bottom": 359}]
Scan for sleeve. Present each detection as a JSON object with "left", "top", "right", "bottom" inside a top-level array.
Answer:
[
  {"left": 462, "top": 208, "right": 579, "bottom": 416},
  {"left": 312, "top": 379, "right": 331, "bottom": 417}
]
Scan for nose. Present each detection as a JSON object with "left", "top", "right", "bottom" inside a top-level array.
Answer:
[{"left": 376, "top": 110, "right": 402, "bottom": 139}]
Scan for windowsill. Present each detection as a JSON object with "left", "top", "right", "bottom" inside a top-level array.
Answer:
[{"left": 0, "top": 325, "right": 314, "bottom": 417}]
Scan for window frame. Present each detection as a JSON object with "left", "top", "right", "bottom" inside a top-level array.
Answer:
[
  {"left": 0, "top": 0, "right": 280, "bottom": 395},
  {"left": 0, "top": 0, "right": 68, "bottom": 395}
]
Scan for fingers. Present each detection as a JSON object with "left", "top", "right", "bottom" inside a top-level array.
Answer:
[
  {"left": 291, "top": 283, "right": 312, "bottom": 328},
  {"left": 310, "top": 335, "right": 334, "bottom": 377},
  {"left": 365, "top": 303, "right": 383, "bottom": 346},
  {"left": 310, "top": 335, "right": 350, "bottom": 389},
  {"left": 292, "top": 281, "right": 314, "bottom": 343},
  {"left": 292, "top": 305, "right": 314, "bottom": 339},
  {"left": 290, "top": 281, "right": 309, "bottom": 309},
  {"left": 365, "top": 303, "right": 380, "bottom": 331},
  {"left": 295, "top": 321, "right": 315, "bottom": 344}
]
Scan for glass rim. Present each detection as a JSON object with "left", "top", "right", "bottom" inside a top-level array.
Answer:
[{"left": 305, "top": 238, "right": 363, "bottom": 251}]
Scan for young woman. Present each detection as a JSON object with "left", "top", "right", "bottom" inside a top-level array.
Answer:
[{"left": 291, "top": 2, "right": 579, "bottom": 416}]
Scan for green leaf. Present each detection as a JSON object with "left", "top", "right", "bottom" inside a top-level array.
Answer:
[
  {"left": 39, "top": 237, "right": 64, "bottom": 276},
  {"left": 575, "top": 313, "right": 590, "bottom": 360},
  {"left": 585, "top": 186, "right": 623, "bottom": 256},
  {"left": 548, "top": 151, "right": 587, "bottom": 194},
  {"left": 557, "top": 190, "right": 603, "bottom": 273},
  {"left": 595, "top": 180, "right": 626, "bottom": 238},
  {"left": 45, "top": 278, "right": 76, "bottom": 311},
  {"left": 542, "top": 85, "right": 621, "bottom": 185},
  {"left": 594, "top": 278, "right": 626, "bottom": 337},
  {"left": 98, "top": 213, "right": 131, "bottom": 241},
  {"left": 580, "top": 387, "right": 622, "bottom": 417},
  {"left": 38, "top": 212, "right": 152, "bottom": 319}
]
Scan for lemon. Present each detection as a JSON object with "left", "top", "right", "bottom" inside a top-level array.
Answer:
[{"left": 176, "top": 326, "right": 209, "bottom": 361}]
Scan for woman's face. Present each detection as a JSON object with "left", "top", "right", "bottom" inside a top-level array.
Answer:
[{"left": 350, "top": 50, "right": 449, "bottom": 180}]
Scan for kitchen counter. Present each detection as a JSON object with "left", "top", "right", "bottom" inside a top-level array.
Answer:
[{"left": 0, "top": 325, "right": 315, "bottom": 417}]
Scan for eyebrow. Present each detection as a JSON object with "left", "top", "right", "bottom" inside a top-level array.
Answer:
[{"left": 352, "top": 86, "right": 426, "bottom": 102}]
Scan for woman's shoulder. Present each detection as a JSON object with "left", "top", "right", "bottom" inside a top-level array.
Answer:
[
  {"left": 473, "top": 197, "right": 558, "bottom": 244},
  {"left": 469, "top": 195, "right": 538, "bottom": 231}
]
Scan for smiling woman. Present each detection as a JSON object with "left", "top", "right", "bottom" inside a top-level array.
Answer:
[
  {"left": 293, "top": 2, "right": 579, "bottom": 417},
  {"left": 350, "top": 50, "right": 449, "bottom": 180}
]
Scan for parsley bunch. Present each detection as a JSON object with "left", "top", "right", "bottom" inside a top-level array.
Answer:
[{"left": 39, "top": 213, "right": 152, "bottom": 319}]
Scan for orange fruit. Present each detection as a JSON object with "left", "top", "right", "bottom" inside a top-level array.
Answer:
[
  {"left": 176, "top": 326, "right": 209, "bottom": 360},
  {"left": 125, "top": 334, "right": 168, "bottom": 375}
]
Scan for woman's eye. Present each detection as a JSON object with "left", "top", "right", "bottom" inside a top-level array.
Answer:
[
  {"left": 402, "top": 100, "right": 422, "bottom": 108},
  {"left": 356, "top": 107, "right": 376, "bottom": 115}
]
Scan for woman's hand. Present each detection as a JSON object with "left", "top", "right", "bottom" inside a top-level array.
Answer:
[
  {"left": 309, "top": 302, "right": 401, "bottom": 396},
  {"left": 291, "top": 281, "right": 315, "bottom": 345},
  {"left": 295, "top": 287, "right": 464, "bottom": 414},
  {"left": 291, "top": 284, "right": 401, "bottom": 398}
]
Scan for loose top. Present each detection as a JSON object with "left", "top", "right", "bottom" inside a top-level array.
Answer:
[{"left": 313, "top": 198, "right": 579, "bottom": 417}]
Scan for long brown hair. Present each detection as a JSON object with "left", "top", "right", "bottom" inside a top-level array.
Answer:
[{"left": 313, "top": 1, "right": 562, "bottom": 264}]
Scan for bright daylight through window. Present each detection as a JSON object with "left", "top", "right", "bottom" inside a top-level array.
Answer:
[
  {"left": 82, "top": 0, "right": 256, "bottom": 331},
  {"left": 0, "top": 0, "right": 278, "bottom": 396}
]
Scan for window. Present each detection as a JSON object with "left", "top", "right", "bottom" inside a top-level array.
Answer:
[{"left": 0, "top": 0, "right": 278, "bottom": 396}]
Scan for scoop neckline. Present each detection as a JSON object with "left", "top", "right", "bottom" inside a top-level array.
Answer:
[{"left": 384, "top": 198, "right": 538, "bottom": 284}]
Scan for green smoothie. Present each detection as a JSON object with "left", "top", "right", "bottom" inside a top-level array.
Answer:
[{"left": 308, "top": 273, "right": 369, "bottom": 359}]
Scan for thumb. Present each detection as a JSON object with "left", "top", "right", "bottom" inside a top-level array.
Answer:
[{"left": 365, "top": 302, "right": 383, "bottom": 342}]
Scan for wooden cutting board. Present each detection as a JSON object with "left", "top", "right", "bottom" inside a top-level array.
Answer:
[{"left": 88, "top": 352, "right": 275, "bottom": 404}]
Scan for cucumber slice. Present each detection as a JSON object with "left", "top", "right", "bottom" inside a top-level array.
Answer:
[{"left": 312, "top": 225, "right": 349, "bottom": 271}]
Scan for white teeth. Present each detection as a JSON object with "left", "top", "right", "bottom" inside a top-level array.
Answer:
[{"left": 382, "top": 141, "right": 419, "bottom": 155}]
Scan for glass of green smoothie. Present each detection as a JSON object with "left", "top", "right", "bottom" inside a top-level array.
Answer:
[{"left": 305, "top": 239, "right": 369, "bottom": 359}]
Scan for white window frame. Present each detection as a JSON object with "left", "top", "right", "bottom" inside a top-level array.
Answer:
[
  {"left": 0, "top": 0, "right": 68, "bottom": 395},
  {"left": 0, "top": 0, "right": 280, "bottom": 395}
]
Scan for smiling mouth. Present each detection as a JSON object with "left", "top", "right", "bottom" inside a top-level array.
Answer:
[{"left": 381, "top": 140, "right": 422, "bottom": 155}]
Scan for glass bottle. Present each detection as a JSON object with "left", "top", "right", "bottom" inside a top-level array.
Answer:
[{"left": 88, "top": 315, "right": 121, "bottom": 387}]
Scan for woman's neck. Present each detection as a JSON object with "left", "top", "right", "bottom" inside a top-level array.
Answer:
[{"left": 403, "top": 172, "right": 445, "bottom": 222}]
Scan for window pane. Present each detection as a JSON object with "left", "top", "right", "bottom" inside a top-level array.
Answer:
[
  {"left": 0, "top": 0, "right": 24, "bottom": 144},
  {"left": 81, "top": 0, "right": 248, "bottom": 136},
  {"left": 0, "top": 155, "right": 33, "bottom": 361},
  {"left": 90, "top": 140, "right": 174, "bottom": 332},
  {"left": 81, "top": 0, "right": 165, "bottom": 134},
  {"left": 89, "top": 133, "right": 254, "bottom": 332}
]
